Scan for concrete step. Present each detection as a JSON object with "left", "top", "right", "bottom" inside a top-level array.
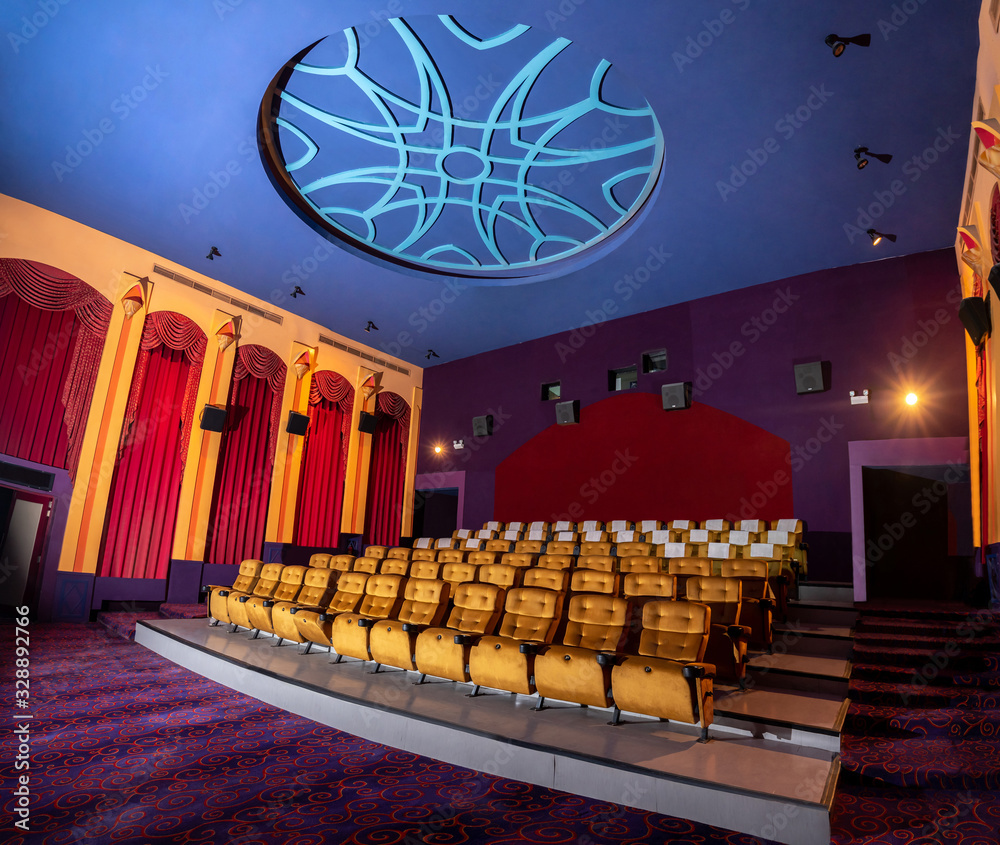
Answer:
[
  {"left": 786, "top": 599, "right": 858, "bottom": 628},
  {"left": 797, "top": 582, "right": 854, "bottom": 604},
  {"left": 746, "top": 651, "right": 851, "bottom": 697},
  {"left": 772, "top": 622, "right": 854, "bottom": 658}
]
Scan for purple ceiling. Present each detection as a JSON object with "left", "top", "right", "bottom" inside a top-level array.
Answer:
[{"left": 0, "top": 0, "right": 980, "bottom": 365}]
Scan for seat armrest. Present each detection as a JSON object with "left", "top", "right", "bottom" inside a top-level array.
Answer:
[
  {"left": 238, "top": 595, "right": 250, "bottom": 602},
  {"left": 319, "top": 612, "right": 336, "bottom": 622},
  {"left": 727, "top": 624, "right": 751, "bottom": 640},
  {"left": 453, "top": 634, "right": 473, "bottom": 645},
  {"left": 357, "top": 617, "right": 375, "bottom": 628},
  {"left": 217, "top": 589, "right": 230, "bottom": 597},
  {"left": 291, "top": 605, "right": 322, "bottom": 615},
  {"left": 263, "top": 600, "right": 275, "bottom": 608},
  {"left": 402, "top": 623, "right": 423, "bottom": 633},
  {"left": 682, "top": 663, "right": 707, "bottom": 680},
  {"left": 758, "top": 597, "right": 773, "bottom": 611},
  {"left": 518, "top": 642, "right": 541, "bottom": 655},
  {"left": 595, "top": 652, "right": 619, "bottom": 667}
]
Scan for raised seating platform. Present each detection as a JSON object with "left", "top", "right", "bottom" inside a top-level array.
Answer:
[{"left": 137, "top": 616, "right": 842, "bottom": 845}]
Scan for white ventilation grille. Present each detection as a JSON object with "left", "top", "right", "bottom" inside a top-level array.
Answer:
[
  {"left": 318, "top": 334, "right": 410, "bottom": 375},
  {"left": 152, "top": 264, "right": 283, "bottom": 324}
]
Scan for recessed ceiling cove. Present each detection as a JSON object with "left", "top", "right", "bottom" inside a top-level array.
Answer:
[{"left": 259, "top": 14, "right": 664, "bottom": 284}]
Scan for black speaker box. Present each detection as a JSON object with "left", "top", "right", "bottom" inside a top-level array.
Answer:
[
  {"left": 661, "top": 382, "right": 692, "bottom": 410},
  {"left": 794, "top": 361, "right": 829, "bottom": 394},
  {"left": 358, "top": 411, "right": 377, "bottom": 433},
  {"left": 200, "top": 404, "right": 227, "bottom": 432},
  {"left": 472, "top": 414, "right": 493, "bottom": 437},
  {"left": 555, "top": 399, "right": 580, "bottom": 425},
  {"left": 960, "top": 295, "right": 992, "bottom": 346},
  {"left": 286, "top": 410, "right": 310, "bottom": 435}
]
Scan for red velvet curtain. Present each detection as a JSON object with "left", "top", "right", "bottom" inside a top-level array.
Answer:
[
  {"left": 293, "top": 371, "right": 353, "bottom": 547},
  {"left": 364, "top": 392, "right": 410, "bottom": 546},
  {"left": 99, "top": 312, "right": 206, "bottom": 580},
  {"left": 207, "top": 345, "right": 286, "bottom": 566},
  {"left": 0, "top": 259, "right": 111, "bottom": 478}
]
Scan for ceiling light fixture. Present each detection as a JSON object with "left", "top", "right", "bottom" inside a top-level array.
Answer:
[
  {"left": 825, "top": 33, "right": 871, "bottom": 57},
  {"left": 854, "top": 146, "right": 893, "bottom": 169},
  {"left": 905, "top": 392, "right": 918, "bottom": 406},
  {"left": 206, "top": 246, "right": 221, "bottom": 260},
  {"left": 425, "top": 349, "right": 439, "bottom": 360},
  {"left": 364, "top": 320, "right": 379, "bottom": 332},
  {"left": 291, "top": 285, "right": 305, "bottom": 298},
  {"left": 867, "top": 228, "right": 897, "bottom": 246}
]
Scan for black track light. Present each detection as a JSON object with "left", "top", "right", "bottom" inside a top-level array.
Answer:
[
  {"left": 206, "top": 246, "right": 221, "bottom": 260},
  {"left": 425, "top": 349, "right": 439, "bottom": 360},
  {"left": 825, "top": 33, "right": 871, "bottom": 57},
  {"left": 867, "top": 228, "right": 897, "bottom": 246},
  {"left": 855, "top": 146, "right": 893, "bottom": 169},
  {"left": 365, "top": 321, "right": 379, "bottom": 332},
  {"left": 291, "top": 286, "right": 305, "bottom": 298}
]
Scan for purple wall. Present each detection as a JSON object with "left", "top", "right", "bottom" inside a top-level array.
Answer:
[{"left": 418, "top": 249, "right": 970, "bottom": 580}]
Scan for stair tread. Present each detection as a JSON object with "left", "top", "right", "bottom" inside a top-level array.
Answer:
[
  {"left": 776, "top": 622, "right": 853, "bottom": 639},
  {"left": 789, "top": 599, "right": 857, "bottom": 610},
  {"left": 715, "top": 685, "right": 848, "bottom": 733},
  {"left": 749, "top": 651, "right": 852, "bottom": 679}
]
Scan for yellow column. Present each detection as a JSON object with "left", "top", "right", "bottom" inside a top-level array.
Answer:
[
  {"left": 341, "top": 366, "right": 377, "bottom": 536},
  {"left": 400, "top": 386, "right": 422, "bottom": 537},
  {"left": 265, "top": 343, "right": 315, "bottom": 544},
  {"left": 176, "top": 312, "right": 239, "bottom": 561},
  {"left": 59, "top": 274, "right": 152, "bottom": 574}
]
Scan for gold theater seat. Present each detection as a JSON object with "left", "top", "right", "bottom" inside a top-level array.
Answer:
[
  {"left": 685, "top": 576, "right": 751, "bottom": 686},
  {"left": 368, "top": 579, "right": 451, "bottom": 673},
  {"left": 576, "top": 554, "right": 617, "bottom": 573},
  {"left": 226, "top": 562, "right": 284, "bottom": 631},
  {"left": 477, "top": 563, "right": 522, "bottom": 591},
  {"left": 667, "top": 557, "right": 712, "bottom": 596},
  {"left": 610, "top": 600, "right": 715, "bottom": 740},
  {"left": 329, "top": 574, "right": 405, "bottom": 663},
  {"left": 466, "top": 587, "right": 565, "bottom": 697},
  {"left": 245, "top": 565, "right": 307, "bottom": 638},
  {"left": 386, "top": 547, "right": 413, "bottom": 561},
  {"left": 414, "top": 582, "right": 505, "bottom": 684},
  {"left": 206, "top": 559, "right": 263, "bottom": 625},
  {"left": 533, "top": 592, "right": 630, "bottom": 710},
  {"left": 292, "top": 571, "right": 370, "bottom": 652},
  {"left": 272, "top": 566, "right": 337, "bottom": 646},
  {"left": 720, "top": 559, "right": 774, "bottom": 651},
  {"left": 408, "top": 560, "right": 441, "bottom": 580},
  {"left": 619, "top": 555, "right": 664, "bottom": 574},
  {"left": 441, "top": 562, "right": 479, "bottom": 593},
  {"left": 615, "top": 540, "right": 653, "bottom": 558}
]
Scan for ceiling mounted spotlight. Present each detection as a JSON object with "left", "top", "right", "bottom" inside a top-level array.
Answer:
[
  {"left": 364, "top": 320, "right": 379, "bottom": 332},
  {"left": 206, "top": 246, "right": 221, "bottom": 260},
  {"left": 825, "top": 33, "right": 871, "bottom": 57},
  {"left": 867, "top": 228, "right": 897, "bottom": 246},
  {"left": 290, "top": 285, "right": 305, "bottom": 298},
  {"left": 854, "top": 146, "right": 893, "bottom": 169},
  {"left": 425, "top": 349, "right": 439, "bottom": 360}
]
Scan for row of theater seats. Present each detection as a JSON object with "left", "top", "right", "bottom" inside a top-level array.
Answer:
[{"left": 204, "top": 552, "right": 778, "bottom": 741}]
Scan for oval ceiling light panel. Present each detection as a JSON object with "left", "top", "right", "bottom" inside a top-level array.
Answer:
[{"left": 259, "top": 15, "right": 664, "bottom": 284}]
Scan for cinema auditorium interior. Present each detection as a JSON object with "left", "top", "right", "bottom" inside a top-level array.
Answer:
[{"left": 4, "top": 2, "right": 1000, "bottom": 843}]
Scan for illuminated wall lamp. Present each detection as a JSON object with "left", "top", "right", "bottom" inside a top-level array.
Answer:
[
  {"left": 849, "top": 389, "right": 869, "bottom": 405},
  {"left": 453, "top": 439, "right": 465, "bottom": 449}
]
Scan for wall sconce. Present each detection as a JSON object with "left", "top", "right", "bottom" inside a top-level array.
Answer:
[
  {"left": 293, "top": 348, "right": 314, "bottom": 380},
  {"left": 361, "top": 371, "right": 383, "bottom": 401},
  {"left": 959, "top": 225, "right": 984, "bottom": 279},
  {"left": 215, "top": 315, "right": 242, "bottom": 351},
  {"left": 120, "top": 276, "right": 149, "bottom": 319},
  {"left": 453, "top": 439, "right": 465, "bottom": 450},
  {"left": 973, "top": 119, "right": 1000, "bottom": 180},
  {"left": 849, "top": 389, "right": 869, "bottom": 405}
]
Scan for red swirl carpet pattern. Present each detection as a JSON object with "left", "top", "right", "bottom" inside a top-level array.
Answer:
[
  {"left": 0, "top": 623, "right": 775, "bottom": 845},
  {"left": 831, "top": 607, "right": 1000, "bottom": 845}
]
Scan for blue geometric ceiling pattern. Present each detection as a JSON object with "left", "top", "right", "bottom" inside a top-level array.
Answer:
[{"left": 260, "top": 15, "right": 664, "bottom": 282}]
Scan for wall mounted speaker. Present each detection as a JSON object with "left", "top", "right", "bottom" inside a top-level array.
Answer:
[
  {"left": 358, "top": 411, "right": 377, "bottom": 433},
  {"left": 286, "top": 410, "right": 309, "bottom": 436},
  {"left": 960, "top": 295, "right": 992, "bottom": 346},
  {"left": 794, "top": 361, "right": 829, "bottom": 394},
  {"left": 661, "top": 382, "right": 692, "bottom": 410},
  {"left": 555, "top": 399, "right": 580, "bottom": 425},
  {"left": 472, "top": 414, "right": 493, "bottom": 437},
  {"left": 200, "top": 404, "right": 227, "bottom": 432}
]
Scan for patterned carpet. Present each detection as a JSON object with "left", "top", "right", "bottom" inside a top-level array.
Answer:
[
  {"left": 831, "top": 607, "right": 1000, "bottom": 844},
  {"left": 0, "top": 622, "right": 775, "bottom": 845}
]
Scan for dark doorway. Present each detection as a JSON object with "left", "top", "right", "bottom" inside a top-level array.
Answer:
[
  {"left": 862, "top": 467, "right": 956, "bottom": 600},
  {"left": 0, "top": 486, "right": 53, "bottom": 608},
  {"left": 413, "top": 488, "right": 459, "bottom": 539}
]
